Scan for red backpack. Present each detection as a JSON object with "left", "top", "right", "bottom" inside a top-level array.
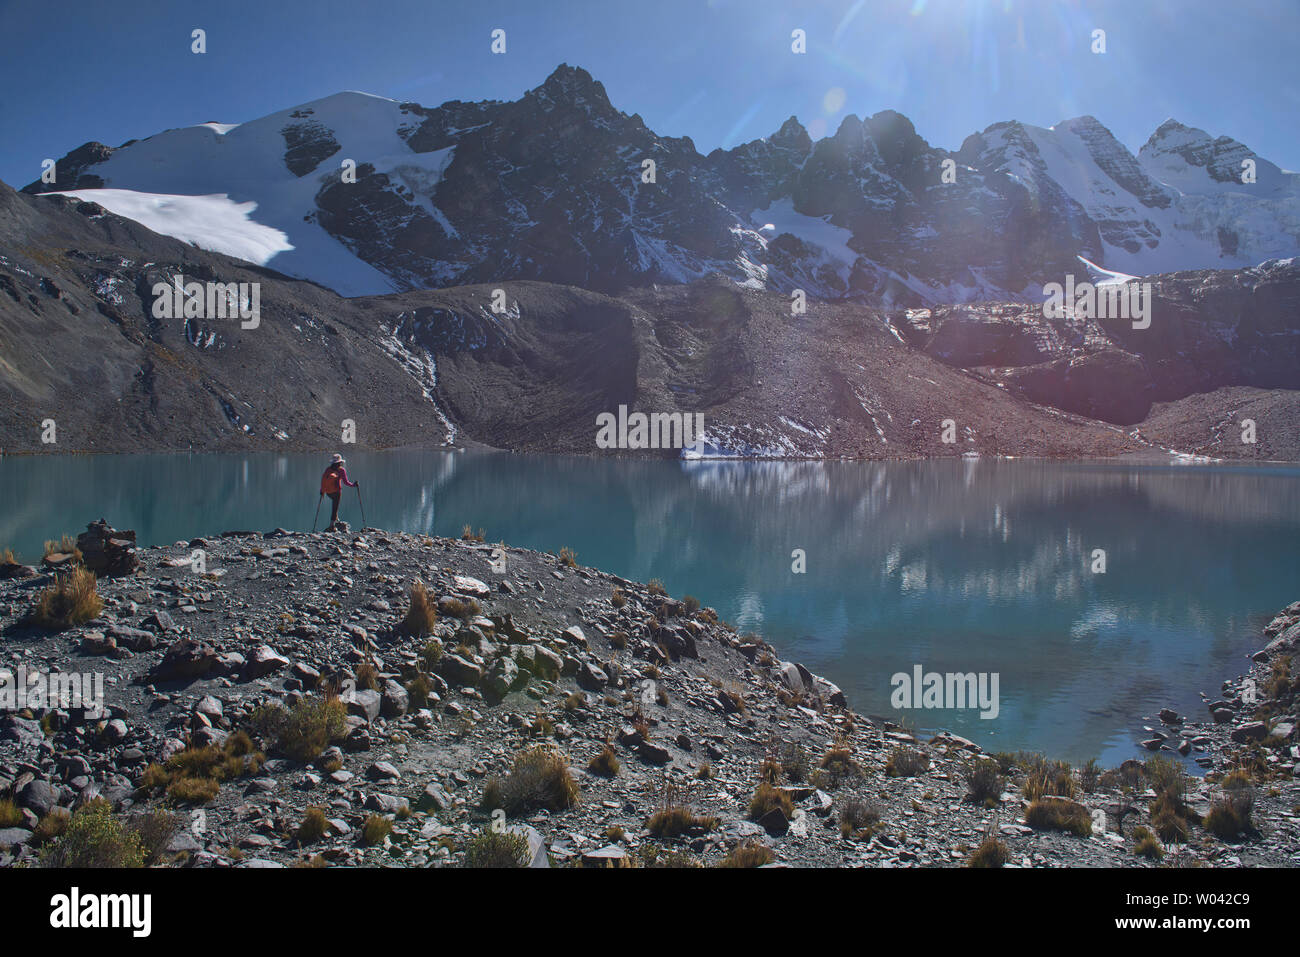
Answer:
[{"left": 320, "top": 466, "right": 342, "bottom": 495}]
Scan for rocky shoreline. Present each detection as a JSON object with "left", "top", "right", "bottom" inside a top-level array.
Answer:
[{"left": 1, "top": 522, "right": 1296, "bottom": 868}]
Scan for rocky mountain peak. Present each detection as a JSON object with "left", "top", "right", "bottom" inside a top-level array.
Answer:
[
  {"left": 770, "top": 115, "right": 812, "bottom": 153},
  {"left": 528, "top": 63, "right": 615, "bottom": 115}
]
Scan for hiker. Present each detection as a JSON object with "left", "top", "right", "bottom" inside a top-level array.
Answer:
[{"left": 319, "top": 454, "right": 358, "bottom": 529}]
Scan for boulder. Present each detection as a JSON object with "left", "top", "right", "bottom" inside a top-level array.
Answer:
[
  {"left": 576, "top": 661, "right": 608, "bottom": 691},
  {"left": 243, "top": 645, "right": 289, "bottom": 680},
  {"left": 438, "top": 654, "right": 483, "bottom": 687},
  {"left": 152, "top": 638, "right": 218, "bottom": 681},
  {"left": 76, "top": 519, "right": 138, "bottom": 577},
  {"left": 1230, "top": 722, "right": 1268, "bottom": 744},
  {"left": 485, "top": 657, "right": 521, "bottom": 700},
  {"left": 380, "top": 679, "right": 409, "bottom": 718}
]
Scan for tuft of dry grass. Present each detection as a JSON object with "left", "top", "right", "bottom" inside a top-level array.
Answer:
[
  {"left": 838, "top": 799, "right": 883, "bottom": 839},
  {"left": 587, "top": 744, "right": 620, "bottom": 778},
  {"left": 1025, "top": 797, "right": 1092, "bottom": 837},
  {"left": 43, "top": 534, "right": 82, "bottom": 563},
  {"left": 26, "top": 566, "right": 102, "bottom": 630},
  {"left": 748, "top": 782, "right": 794, "bottom": 822},
  {"left": 354, "top": 661, "right": 379, "bottom": 691},
  {"left": 558, "top": 546, "right": 577, "bottom": 567},
  {"left": 361, "top": 814, "right": 392, "bottom": 846},
  {"left": 647, "top": 806, "right": 720, "bottom": 839},
  {"left": 400, "top": 580, "right": 438, "bottom": 637},
  {"left": 0, "top": 799, "right": 21, "bottom": 828},
  {"left": 967, "top": 835, "right": 1010, "bottom": 867},
  {"left": 1132, "top": 825, "right": 1164, "bottom": 859},
  {"left": 297, "top": 806, "right": 329, "bottom": 844},
  {"left": 501, "top": 746, "right": 579, "bottom": 815},
  {"left": 717, "top": 841, "right": 775, "bottom": 868},
  {"left": 885, "top": 746, "right": 930, "bottom": 778},
  {"left": 465, "top": 829, "right": 530, "bottom": 867}
]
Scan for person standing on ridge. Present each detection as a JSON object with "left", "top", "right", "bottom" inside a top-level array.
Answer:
[{"left": 320, "top": 453, "right": 358, "bottom": 530}]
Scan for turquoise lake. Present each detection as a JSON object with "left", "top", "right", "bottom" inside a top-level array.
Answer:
[{"left": 4, "top": 451, "right": 1298, "bottom": 765}]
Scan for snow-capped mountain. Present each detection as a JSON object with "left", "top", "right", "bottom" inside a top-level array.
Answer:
[{"left": 23, "top": 64, "right": 1300, "bottom": 304}]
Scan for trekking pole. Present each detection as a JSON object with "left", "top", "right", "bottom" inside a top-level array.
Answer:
[
  {"left": 312, "top": 493, "right": 322, "bottom": 532},
  {"left": 356, "top": 482, "right": 367, "bottom": 528}
]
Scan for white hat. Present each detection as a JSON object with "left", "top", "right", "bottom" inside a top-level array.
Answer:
[{"left": 331, "top": 453, "right": 344, "bottom": 464}]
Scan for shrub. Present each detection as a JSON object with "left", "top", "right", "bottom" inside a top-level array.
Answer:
[
  {"left": 249, "top": 695, "right": 347, "bottom": 763},
  {"left": 839, "top": 799, "right": 882, "bottom": 839},
  {"left": 465, "top": 829, "right": 530, "bottom": 867},
  {"left": 421, "top": 639, "right": 444, "bottom": 670},
  {"left": 460, "top": 525, "right": 485, "bottom": 543},
  {"left": 587, "top": 744, "right": 620, "bottom": 778},
  {"left": 778, "top": 742, "right": 809, "bottom": 783},
  {"left": 1025, "top": 798, "right": 1091, "bottom": 837},
  {"left": 361, "top": 814, "right": 392, "bottom": 846},
  {"left": 39, "top": 799, "right": 145, "bottom": 868},
  {"left": 128, "top": 810, "right": 177, "bottom": 865},
  {"left": 759, "top": 756, "right": 782, "bottom": 785},
  {"left": 480, "top": 777, "right": 504, "bottom": 811},
  {"left": 1151, "top": 797, "right": 1191, "bottom": 844},
  {"left": 558, "top": 546, "right": 577, "bottom": 567},
  {"left": 401, "top": 580, "right": 438, "bottom": 637},
  {"left": 748, "top": 782, "right": 794, "bottom": 822},
  {"left": 718, "top": 841, "right": 775, "bottom": 868},
  {"left": 148, "top": 735, "right": 264, "bottom": 805},
  {"left": 1079, "top": 758, "right": 1101, "bottom": 792},
  {"left": 1205, "top": 774, "right": 1254, "bottom": 840},
  {"left": 407, "top": 674, "right": 432, "bottom": 709},
  {"left": 297, "top": 806, "right": 329, "bottom": 844},
  {"left": 682, "top": 595, "right": 700, "bottom": 615},
  {"left": 885, "top": 746, "right": 929, "bottom": 778},
  {"left": 26, "top": 566, "right": 102, "bottom": 630},
  {"left": 1144, "top": 755, "right": 1186, "bottom": 801},
  {"left": 965, "top": 758, "right": 1005, "bottom": 807},
  {"left": 647, "top": 578, "right": 667, "bottom": 597},
  {"left": 1132, "top": 825, "right": 1164, "bottom": 860},
  {"left": 502, "top": 746, "right": 579, "bottom": 815},
  {"left": 611, "top": 588, "right": 627, "bottom": 609},
  {"left": 967, "top": 835, "right": 1010, "bottom": 868}
]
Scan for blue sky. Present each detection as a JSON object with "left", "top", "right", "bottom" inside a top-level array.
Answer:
[{"left": 1, "top": 0, "right": 1296, "bottom": 187}]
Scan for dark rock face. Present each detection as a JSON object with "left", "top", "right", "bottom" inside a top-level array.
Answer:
[
  {"left": 281, "top": 117, "right": 341, "bottom": 177},
  {"left": 20, "top": 142, "right": 114, "bottom": 193},
  {"left": 1003, "top": 351, "right": 1154, "bottom": 425}
]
